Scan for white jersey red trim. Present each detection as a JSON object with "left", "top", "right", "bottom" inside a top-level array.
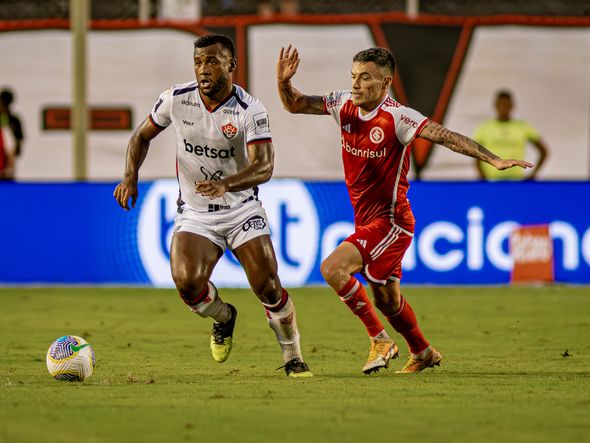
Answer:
[{"left": 150, "top": 81, "right": 273, "bottom": 212}]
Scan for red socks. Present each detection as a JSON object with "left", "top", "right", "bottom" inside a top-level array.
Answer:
[
  {"left": 337, "top": 278, "right": 429, "bottom": 354},
  {"left": 338, "top": 277, "right": 384, "bottom": 337},
  {"left": 384, "top": 296, "right": 429, "bottom": 354}
]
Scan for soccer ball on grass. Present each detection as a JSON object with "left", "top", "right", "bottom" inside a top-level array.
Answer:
[{"left": 46, "top": 335, "right": 95, "bottom": 381}]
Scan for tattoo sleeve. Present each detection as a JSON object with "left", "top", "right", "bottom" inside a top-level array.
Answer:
[
  {"left": 419, "top": 121, "right": 500, "bottom": 165},
  {"left": 277, "top": 81, "right": 326, "bottom": 115}
]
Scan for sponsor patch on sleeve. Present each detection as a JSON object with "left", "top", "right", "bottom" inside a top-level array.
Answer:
[
  {"left": 253, "top": 112, "right": 270, "bottom": 135},
  {"left": 325, "top": 92, "right": 341, "bottom": 109}
]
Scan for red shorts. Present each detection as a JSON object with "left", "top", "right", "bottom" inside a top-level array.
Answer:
[{"left": 345, "top": 218, "right": 413, "bottom": 285}]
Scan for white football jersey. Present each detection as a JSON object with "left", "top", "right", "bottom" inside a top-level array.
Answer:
[{"left": 149, "top": 81, "right": 272, "bottom": 212}]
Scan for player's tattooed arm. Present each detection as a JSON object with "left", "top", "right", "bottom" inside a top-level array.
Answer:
[
  {"left": 277, "top": 45, "right": 326, "bottom": 115},
  {"left": 114, "top": 117, "right": 162, "bottom": 210},
  {"left": 195, "top": 142, "right": 274, "bottom": 199},
  {"left": 418, "top": 120, "right": 533, "bottom": 171},
  {"left": 278, "top": 82, "right": 326, "bottom": 115}
]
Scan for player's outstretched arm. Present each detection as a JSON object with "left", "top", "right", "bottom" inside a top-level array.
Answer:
[
  {"left": 418, "top": 120, "right": 534, "bottom": 171},
  {"left": 195, "top": 142, "right": 274, "bottom": 199},
  {"left": 113, "top": 118, "right": 162, "bottom": 210},
  {"left": 277, "top": 45, "right": 326, "bottom": 115}
]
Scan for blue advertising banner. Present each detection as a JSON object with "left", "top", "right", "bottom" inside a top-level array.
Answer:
[{"left": 0, "top": 180, "right": 589, "bottom": 286}]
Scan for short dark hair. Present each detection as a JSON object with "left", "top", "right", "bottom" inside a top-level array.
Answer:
[
  {"left": 496, "top": 89, "right": 513, "bottom": 100},
  {"left": 0, "top": 89, "right": 14, "bottom": 107},
  {"left": 353, "top": 47, "right": 396, "bottom": 75},
  {"left": 194, "top": 34, "right": 235, "bottom": 59}
]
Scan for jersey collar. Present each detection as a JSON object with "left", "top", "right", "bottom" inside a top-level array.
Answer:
[
  {"left": 199, "top": 85, "right": 236, "bottom": 113},
  {"left": 357, "top": 94, "right": 389, "bottom": 121}
]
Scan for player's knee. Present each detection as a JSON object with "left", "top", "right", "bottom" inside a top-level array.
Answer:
[
  {"left": 171, "top": 267, "right": 208, "bottom": 302},
  {"left": 251, "top": 276, "right": 281, "bottom": 305},
  {"left": 320, "top": 259, "right": 340, "bottom": 286}
]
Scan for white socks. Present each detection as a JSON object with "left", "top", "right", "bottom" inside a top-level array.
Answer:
[
  {"left": 188, "top": 282, "right": 231, "bottom": 323},
  {"left": 264, "top": 296, "right": 303, "bottom": 363},
  {"left": 371, "top": 329, "right": 391, "bottom": 341}
]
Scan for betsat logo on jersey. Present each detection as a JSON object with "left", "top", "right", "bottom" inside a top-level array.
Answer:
[{"left": 183, "top": 139, "right": 236, "bottom": 159}]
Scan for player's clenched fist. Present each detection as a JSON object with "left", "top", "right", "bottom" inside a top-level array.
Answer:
[{"left": 195, "top": 180, "right": 227, "bottom": 199}]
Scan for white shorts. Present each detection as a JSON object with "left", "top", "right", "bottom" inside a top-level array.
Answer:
[{"left": 173, "top": 200, "right": 271, "bottom": 252}]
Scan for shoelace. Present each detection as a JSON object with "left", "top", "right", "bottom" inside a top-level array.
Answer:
[
  {"left": 212, "top": 322, "right": 226, "bottom": 345},
  {"left": 368, "top": 341, "right": 391, "bottom": 361},
  {"left": 276, "top": 359, "right": 308, "bottom": 373}
]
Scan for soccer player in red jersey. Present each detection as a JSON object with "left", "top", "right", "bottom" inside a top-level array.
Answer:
[{"left": 277, "top": 45, "right": 532, "bottom": 374}]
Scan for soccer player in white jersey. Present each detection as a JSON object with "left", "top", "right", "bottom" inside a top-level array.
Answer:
[
  {"left": 114, "top": 34, "right": 312, "bottom": 377},
  {"left": 277, "top": 45, "right": 532, "bottom": 374}
]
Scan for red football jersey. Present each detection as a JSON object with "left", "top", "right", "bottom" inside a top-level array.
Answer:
[{"left": 324, "top": 91, "right": 428, "bottom": 232}]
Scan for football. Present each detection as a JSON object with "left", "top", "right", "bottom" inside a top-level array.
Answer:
[{"left": 46, "top": 335, "right": 96, "bottom": 381}]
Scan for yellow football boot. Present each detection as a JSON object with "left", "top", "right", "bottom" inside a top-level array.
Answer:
[
  {"left": 362, "top": 338, "right": 399, "bottom": 374},
  {"left": 210, "top": 304, "right": 237, "bottom": 363},
  {"left": 396, "top": 347, "right": 443, "bottom": 373}
]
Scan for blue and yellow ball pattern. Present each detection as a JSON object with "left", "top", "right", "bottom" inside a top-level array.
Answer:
[{"left": 46, "top": 335, "right": 95, "bottom": 381}]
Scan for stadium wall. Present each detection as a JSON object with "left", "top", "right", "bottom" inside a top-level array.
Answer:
[
  {"left": 1, "top": 180, "right": 589, "bottom": 287},
  {"left": 0, "top": 15, "right": 589, "bottom": 180}
]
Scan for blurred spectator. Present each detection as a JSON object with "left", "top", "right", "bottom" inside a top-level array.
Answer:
[
  {"left": 0, "top": 88, "right": 24, "bottom": 180},
  {"left": 473, "top": 90, "right": 548, "bottom": 180},
  {"left": 257, "top": 0, "right": 299, "bottom": 16}
]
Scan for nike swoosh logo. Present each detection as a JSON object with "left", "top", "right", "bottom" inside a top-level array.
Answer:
[{"left": 71, "top": 343, "right": 89, "bottom": 352}]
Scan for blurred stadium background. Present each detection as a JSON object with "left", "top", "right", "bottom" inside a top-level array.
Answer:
[{"left": 0, "top": 0, "right": 589, "bottom": 284}]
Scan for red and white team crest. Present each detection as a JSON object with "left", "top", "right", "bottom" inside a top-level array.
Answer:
[
  {"left": 222, "top": 123, "right": 238, "bottom": 139},
  {"left": 369, "top": 127, "right": 385, "bottom": 144}
]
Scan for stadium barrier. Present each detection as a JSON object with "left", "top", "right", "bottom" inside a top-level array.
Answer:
[
  {"left": 1, "top": 180, "right": 589, "bottom": 286},
  {"left": 1, "top": 15, "right": 589, "bottom": 181}
]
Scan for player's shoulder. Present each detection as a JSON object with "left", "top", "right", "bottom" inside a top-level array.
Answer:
[
  {"left": 325, "top": 90, "right": 352, "bottom": 101},
  {"left": 232, "top": 85, "right": 263, "bottom": 111},
  {"left": 325, "top": 90, "right": 352, "bottom": 111},
  {"left": 382, "top": 96, "right": 404, "bottom": 110},
  {"left": 380, "top": 96, "right": 417, "bottom": 120},
  {"left": 168, "top": 80, "right": 198, "bottom": 98}
]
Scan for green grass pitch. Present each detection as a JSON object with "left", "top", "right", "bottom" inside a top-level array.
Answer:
[{"left": 1, "top": 286, "right": 589, "bottom": 443}]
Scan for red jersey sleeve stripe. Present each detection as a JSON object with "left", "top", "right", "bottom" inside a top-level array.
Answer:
[
  {"left": 247, "top": 137, "right": 272, "bottom": 145},
  {"left": 148, "top": 114, "right": 166, "bottom": 130}
]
